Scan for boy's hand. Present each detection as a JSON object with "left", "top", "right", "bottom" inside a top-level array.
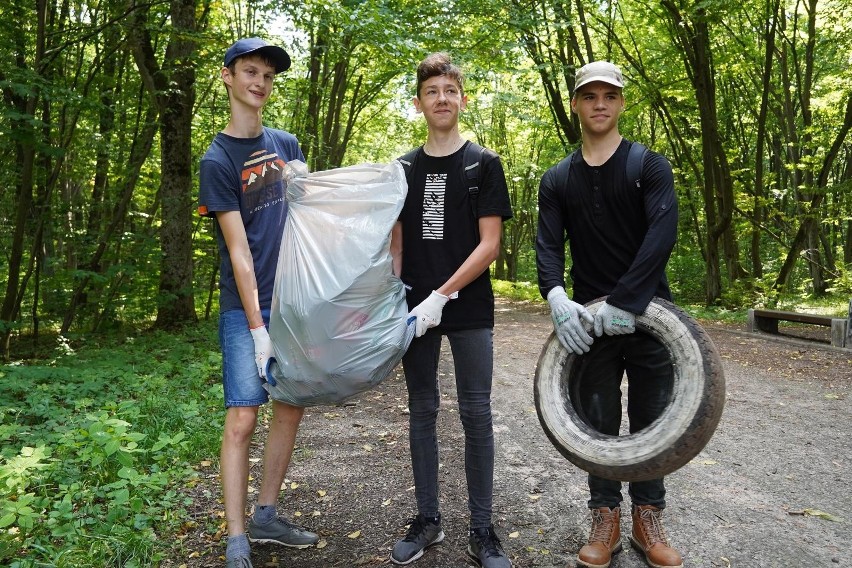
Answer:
[
  {"left": 547, "top": 286, "right": 594, "bottom": 354},
  {"left": 249, "top": 325, "right": 274, "bottom": 378},
  {"left": 594, "top": 302, "right": 636, "bottom": 337},
  {"left": 408, "top": 291, "right": 450, "bottom": 337}
]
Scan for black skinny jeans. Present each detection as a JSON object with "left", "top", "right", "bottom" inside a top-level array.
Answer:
[{"left": 574, "top": 333, "right": 674, "bottom": 510}]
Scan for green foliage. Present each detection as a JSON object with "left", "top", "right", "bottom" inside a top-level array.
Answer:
[
  {"left": 2, "top": 0, "right": 852, "bottom": 355},
  {"left": 667, "top": 248, "right": 709, "bottom": 304},
  {"left": 679, "top": 303, "right": 745, "bottom": 324},
  {"left": 0, "top": 323, "right": 224, "bottom": 566},
  {"left": 493, "top": 279, "right": 543, "bottom": 303}
]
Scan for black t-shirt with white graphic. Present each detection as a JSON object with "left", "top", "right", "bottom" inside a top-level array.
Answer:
[{"left": 399, "top": 142, "right": 512, "bottom": 330}]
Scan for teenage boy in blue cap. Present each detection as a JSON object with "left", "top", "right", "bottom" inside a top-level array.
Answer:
[{"left": 198, "top": 38, "right": 319, "bottom": 568}]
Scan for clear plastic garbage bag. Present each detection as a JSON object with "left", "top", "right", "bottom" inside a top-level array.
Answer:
[{"left": 265, "top": 160, "right": 414, "bottom": 407}]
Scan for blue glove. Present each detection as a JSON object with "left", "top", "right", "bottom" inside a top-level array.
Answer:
[
  {"left": 250, "top": 324, "right": 274, "bottom": 378},
  {"left": 594, "top": 302, "right": 636, "bottom": 337},
  {"left": 408, "top": 291, "right": 450, "bottom": 337},
  {"left": 547, "top": 287, "right": 594, "bottom": 354}
]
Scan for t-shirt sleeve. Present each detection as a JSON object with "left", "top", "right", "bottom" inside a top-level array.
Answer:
[
  {"left": 477, "top": 151, "right": 513, "bottom": 221},
  {"left": 198, "top": 155, "right": 239, "bottom": 217}
]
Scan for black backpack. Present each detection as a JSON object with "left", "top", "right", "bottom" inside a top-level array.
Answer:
[
  {"left": 555, "top": 141, "right": 648, "bottom": 192},
  {"left": 398, "top": 142, "right": 489, "bottom": 236}
]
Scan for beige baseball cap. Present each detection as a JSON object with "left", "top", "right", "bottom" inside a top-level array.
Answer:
[{"left": 574, "top": 61, "right": 624, "bottom": 92}]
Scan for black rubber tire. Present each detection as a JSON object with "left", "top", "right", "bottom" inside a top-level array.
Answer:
[{"left": 534, "top": 296, "right": 726, "bottom": 482}]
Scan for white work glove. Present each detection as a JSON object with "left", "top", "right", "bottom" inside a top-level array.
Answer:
[
  {"left": 547, "top": 286, "right": 594, "bottom": 355},
  {"left": 594, "top": 302, "right": 636, "bottom": 337},
  {"left": 408, "top": 291, "right": 450, "bottom": 338},
  {"left": 249, "top": 324, "right": 274, "bottom": 378}
]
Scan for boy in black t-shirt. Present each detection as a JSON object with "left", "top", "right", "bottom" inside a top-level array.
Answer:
[
  {"left": 388, "top": 52, "right": 513, "bottom": 568},
  {"left": 198, "top": 38, "right": 318, "bottom": 568}
]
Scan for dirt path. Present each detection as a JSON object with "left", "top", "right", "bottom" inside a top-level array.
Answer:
[{"left": 175, "top": 299, "right": 851, "bottom": 568}]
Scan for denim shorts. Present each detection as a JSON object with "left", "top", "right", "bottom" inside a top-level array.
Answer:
[{"left": 219, "top": 308, "right": 270, "bottom": 408}]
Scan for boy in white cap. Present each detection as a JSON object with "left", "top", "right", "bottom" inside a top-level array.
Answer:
[
  {"left": 535, "top": 61, "right": 682, "bottom": 568},
  {"left": 198, "top": 38, "right": 319, "bottom": 567}
]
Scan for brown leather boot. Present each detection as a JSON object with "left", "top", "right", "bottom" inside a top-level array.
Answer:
[
  {"left": 629, "top": 505, "right": 683, "bottom": 568},
  {"left": 576, "top": 507, "right": 622, "bottom": 568}
]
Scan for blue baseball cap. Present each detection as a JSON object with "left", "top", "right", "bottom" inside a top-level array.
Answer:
[{"left": 223, "top": 38, "right": 291, "bottom": 74}]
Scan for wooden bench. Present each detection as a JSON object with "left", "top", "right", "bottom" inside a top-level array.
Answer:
[{"left": 748, "top": 307, "right": 850, "bottom": 348}]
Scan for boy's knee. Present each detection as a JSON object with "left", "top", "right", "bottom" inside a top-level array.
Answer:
[{"left": 224, "top": 406, "right": 259, "bottom": 443}]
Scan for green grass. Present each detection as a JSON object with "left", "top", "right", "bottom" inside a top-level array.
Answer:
[
  {"left": 492, "top": 279, "right": 544, "bottom": 303},
  {"left": 0, "top": 322, "right": 225, "bottom": 567}
]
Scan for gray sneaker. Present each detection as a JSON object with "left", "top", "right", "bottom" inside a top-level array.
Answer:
[
  {"left": 467, "top": 525, "right": 512, "bottom": 568},
  {"left": 225, "top": 556, "right": 252, "bottom": 568},
  {"left": 390, "top": 514, "right": 445, "bottom": 565},
  {"left": 247, "top": 516, "right": 319, "bottom": 548}
]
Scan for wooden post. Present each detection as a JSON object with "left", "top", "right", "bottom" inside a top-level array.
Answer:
[
  {"left": 846, "top": 299, "right": 852, "bottom": 348},
  {"left": 747, "top": 309, "right": 758, "bottom": 333},
  {"left": 831, "top": 318, "right": 847, "bottom": 348}
]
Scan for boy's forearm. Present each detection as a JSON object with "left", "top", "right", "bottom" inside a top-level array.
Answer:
[{"left": 390, "top": 222, "right": 403, "bottom": 277}]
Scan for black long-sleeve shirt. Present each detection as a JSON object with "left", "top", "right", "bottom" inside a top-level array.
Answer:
[{"left": 536, "top": 138, "right": 678, "bottom": 314}]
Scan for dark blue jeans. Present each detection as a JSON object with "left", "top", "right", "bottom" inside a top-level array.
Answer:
[
  {"left": 401, "top": 327, "right": 495, "bottom": 529},
  {"left": 574, "top": 333, "right": 673, "bottom": 510}
]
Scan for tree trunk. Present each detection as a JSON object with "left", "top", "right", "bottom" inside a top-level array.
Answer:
[
  {"left": 845, "top": 152, "right": 852, "bottom": 265},
  {"left": 661, "top": 0, "right": 736, "bottom": 304},
  {"left": 750, "top": 0, "right": 781, "bottom": 278},
  {"left": 0, "top": 0, "right": 44, "bottom": 359},
  {"left": 1, "top": 138, "right": 36, "bottom": 359},
  {"left": 156, "top": 70, "right": 198, "bottom": 327},
  {"left": 125, "top": 0, "right": 198, "bottom": 328},
  {"left": 801, "top": 0, "right": 825, "bottom": 295},
  {"left": 774, "top": 18, "right": 852, "bottom": 292}
]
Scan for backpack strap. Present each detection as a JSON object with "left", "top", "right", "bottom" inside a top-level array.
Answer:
[
  {"left": 558, "top": 150, "right": 577, "bottom": 197},
  {"left": 463, "top": 141, "right": 487, "bottom": 221},
  {"left": 398, "top": 146, "right": 422, "bottom": 184},
  {"left": 626, "top": 142, "right": 648, "bottom": 190},
  {"left": 399, "top": 142, "right": 489, "bottom": 240}
]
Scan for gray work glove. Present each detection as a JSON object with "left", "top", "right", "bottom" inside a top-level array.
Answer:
[
  {"left": 250, "top": 324, "right": 274, "bottom": 378},
  {"left": 408, "top": 291, "right": 450, "bottom": 338},
  {"left": 547, "top": 286, "right": 594, "bottom": 354},
  {"left": 594, "top": 302, "right": 636, "bottom": 337}
]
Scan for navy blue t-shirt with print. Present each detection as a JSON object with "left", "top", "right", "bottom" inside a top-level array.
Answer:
[
  {"left": 198, "top": 127, "right": 305, "bottom": 313},
  {"left": 398, "top": 141, "right": 513, "bottom": 331}
]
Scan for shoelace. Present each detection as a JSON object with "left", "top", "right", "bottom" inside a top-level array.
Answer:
[
  {"left": 402, "top": 517, "right": 431, "bottom": 542},
  {"left": 637, "top": 508, "right": 669, "bottom": 546},
  {"left": 473, "top": 529, "right": 503, "bottom": 558},
  {"left": 588, "top": 509, "right": 616, "bottom": 543}
]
